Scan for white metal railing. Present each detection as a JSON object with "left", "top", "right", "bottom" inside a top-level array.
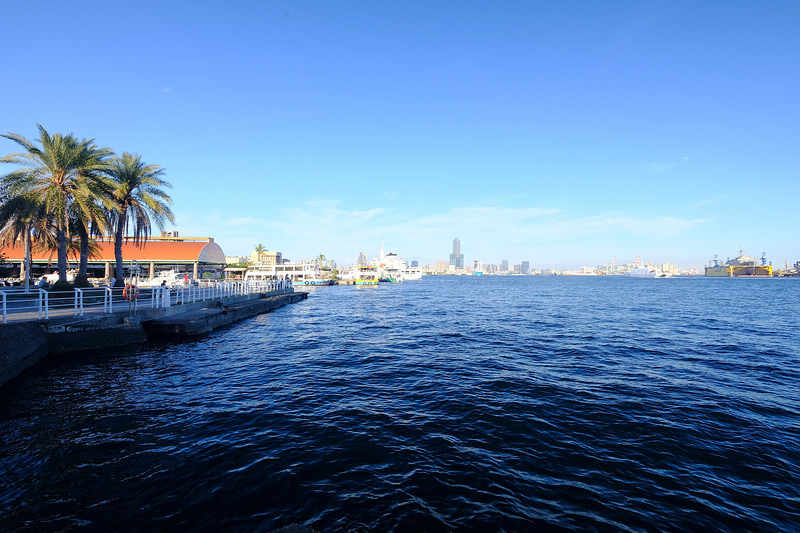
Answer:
[{"left": 0, "top": 279, "right": 293, "bottom": 323}]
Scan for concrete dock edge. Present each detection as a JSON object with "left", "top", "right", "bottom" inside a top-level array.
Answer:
[{"left": 0, "top": 291, "right": 308, "bottom": 388}]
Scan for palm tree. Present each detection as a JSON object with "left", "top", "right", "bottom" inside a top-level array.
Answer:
[
  {"left": 0, "top": 193, "right": 47, "bottom": 291},
  {"left": 254, "top": 243, "right": 267, "bottom": 263},
  {"left": 72, "top": 201, "right": 110, "bottom": 286},
  {"left": 1, "top": 125, "right": 113, "bottom": 286},
  {"left": 106, "top": 152, "right": 174, "bottom": 286},
  {"left": 33, "top": 213, "right": 105, "bottom": 283}
]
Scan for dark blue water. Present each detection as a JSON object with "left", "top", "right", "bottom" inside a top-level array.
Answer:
[{"left": 2, "top": 276, "right": 799, "bottom": 532}]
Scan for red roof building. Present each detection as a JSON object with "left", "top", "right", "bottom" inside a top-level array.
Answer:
[{"left": 0, "top": 236, "right": 226, "bottom": 280}]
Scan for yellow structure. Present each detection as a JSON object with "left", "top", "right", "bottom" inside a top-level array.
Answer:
[
  {"left": 705, "top": 250, "right": 773, "bottom": 277},
  {"left": 704, "top": 264, "right": 773, "bottom": 277}
]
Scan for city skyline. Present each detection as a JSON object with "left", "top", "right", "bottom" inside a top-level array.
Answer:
[
  {"left": 449, "top": 238, "right": 465, "bottom": 270},
  {"left": 2, "top": 2, "right": 798, "bottom": 269}
]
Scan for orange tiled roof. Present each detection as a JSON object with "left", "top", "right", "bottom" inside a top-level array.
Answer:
[{"left": 0, "top": 238, "right": 226, "bottom": 264}]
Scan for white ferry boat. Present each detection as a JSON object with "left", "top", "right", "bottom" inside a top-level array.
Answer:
[
  {"left": 355, "top": 266, "right": 379, "bottom": 285},
  {"left": 372, "top": 244, "right": 424, "bottom": 281},
  {"left": 627, "top": 259, "right": 671, "bottom": 278},
  {"left": 245, "top": 261, "right": 331, "bottom": 286},
  {"left": 401, "top": 267, "right": 424, "bottom": 281},
  {"left": 627, "top": 267, "right": 670, "bottom": 278}
]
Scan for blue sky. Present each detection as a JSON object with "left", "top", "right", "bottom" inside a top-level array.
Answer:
[{"left": 3, "top": 1, "right": 798, "bottom": 269}]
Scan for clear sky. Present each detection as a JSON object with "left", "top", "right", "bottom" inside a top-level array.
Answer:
[{"left": 3, "top": 1, "right": 798, "bottom": 269}]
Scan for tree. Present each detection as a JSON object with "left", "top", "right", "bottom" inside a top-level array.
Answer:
[
  {"left": 253, "top": 243, "right": 267, "bottom": 263},
  {"left": 72, "top": 200, "right": 110, "bottom": 287},
  {"left": 316, "top": 254, "right": 327, "bottom": 268},
  {"left": 106, "top": 152, "right": 174, "bottom": 286},
  {"left": 0, "top": 193, "right": 48, "bottom": 291},
  {"left": 1, "top": 125, "right": 113, "bottom": 286},
  {"left": 34, "top": 213, "right": 103, "bottom": 278}
]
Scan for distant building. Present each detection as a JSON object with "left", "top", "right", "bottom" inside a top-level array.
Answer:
[
  {"left": 501, "top": 260, "right": 509, "bottom": 272},
  {"left": 661, "top": 262, "right": 677, "bottom": 275},
  {"left": 251, "top": 250, "right": 282, "bottom": 266},
  {"left": 521, "top": 261, "right": 530, "bottom": 275},
  {"left": 436, "top": 260, "right": 449, "bottom": 274},
  {"left": 411, "top": 260, "right": 418, "bottom": 268},
  {"left": 449, "top": 238, "right": 464, "bottom": 270},
  {"left": 357, "top": 252, "right": 368, "bottom": 266},
  {"left": 225, "top": 256, "right": 249, "bottom": 265}
]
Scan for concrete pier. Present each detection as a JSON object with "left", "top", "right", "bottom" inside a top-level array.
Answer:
[
  {"left": 147, "top": 292, "right": 307, "bottom": 337},
  {"left": 0, "top": 291, "right": 307, "bottom": 388}
]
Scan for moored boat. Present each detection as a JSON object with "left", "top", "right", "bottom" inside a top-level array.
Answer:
[
  {"left": 705, "top": 250, "right": 773, "bottom": 277},
  {"left": 245, "top": 261, "right": 331, "bottom": 286},
  {"left": 627, "top": 267, "right": 671, "bottom": 278},
  {"left": 138, "top": 269, "right": 187, "bottom": 287},
  {"left": 355, "top": 266, "right": 379, "bottom": 285}
]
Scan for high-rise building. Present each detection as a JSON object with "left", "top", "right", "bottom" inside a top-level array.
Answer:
[
  {"left": 521, "top": 261, "right": 530, "bottom": 275},
  {"left": 501, "top": 260, "right": 509, "bottom": 272},
  {"left": 411, "top": 260, "right": 418, "bottom": 267},
  {"left": 357, "top": 252, "right": 368, "bottom": 266},
  {"left": 449, "top": 238, "right": 464, "bottom": 270}
]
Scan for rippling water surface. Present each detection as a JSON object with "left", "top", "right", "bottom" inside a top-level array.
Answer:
[{"left": 2, "top": 276, "right": 799, "bottom": 531}]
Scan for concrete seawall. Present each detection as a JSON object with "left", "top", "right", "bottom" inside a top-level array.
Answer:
[
  {"left": 0, "top": 322, "right": 49, "bottom": 387},
  {"left": 146, "top": 292, "right": 307, "bottom": 337},
  {"left": 0, "top": 291, "right": 308, "bottom": 388}
]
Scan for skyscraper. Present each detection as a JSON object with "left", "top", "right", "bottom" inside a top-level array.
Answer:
[
  {"left": 449, "top": 238, "right": 464, "bottom": 269},
  {"left": 501, "top": 260, "right": 509, "bottom": 272}
]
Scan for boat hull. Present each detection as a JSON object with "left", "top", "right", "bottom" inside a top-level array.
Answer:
[
  {"left": 705, "top": 265, "right": 772, "bottom": 277},
  {"left": 293, "top": 280, "right": 332, "bottom": 286}
]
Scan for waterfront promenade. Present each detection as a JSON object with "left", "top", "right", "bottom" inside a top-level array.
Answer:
[{"left": 0, "top": 280, "right": 307, "bottom": 388}]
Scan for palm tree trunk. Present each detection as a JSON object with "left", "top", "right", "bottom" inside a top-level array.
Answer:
[
  {"left": 56, "top": 224, "right": 68, "bottom": 284},
  {"left": 114, "top": 211, "right": 126, "bottom": 286},
  {"left": 24, "top": 224, "right": 32, "bottom": 293},
  {"left": 76, "top": 222, "right": 90, "bottom": 287}
]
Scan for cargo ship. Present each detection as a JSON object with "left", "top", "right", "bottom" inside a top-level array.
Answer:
[{"left": 705, "top": 250, "right": 773, "bottom": 277}]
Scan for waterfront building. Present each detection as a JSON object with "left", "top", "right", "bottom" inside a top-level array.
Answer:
[
  {"left": 250, "top": 250, "right": 282, "bottom": 266},
  {"left": 521, "top": 261, "right": 530, "bottom": 275},
  {"left": 501, "top": 260, "right": 509, "bottom": 272},
  {"left": 357, "top": 252, "right": 368, "bottom": 266},
  {"left": 0, "top": 233, "right": 227, "bottom": 281},
  {"left": 436, "top": 260, "right": 449, "bottom": 274},
  {"left": 449, "top": 238, "right": 464, "bottom": 270}
]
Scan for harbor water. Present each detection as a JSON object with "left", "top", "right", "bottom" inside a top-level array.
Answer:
[{"left": 1, "top": 276, "right": 799, "bottom": 531}]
